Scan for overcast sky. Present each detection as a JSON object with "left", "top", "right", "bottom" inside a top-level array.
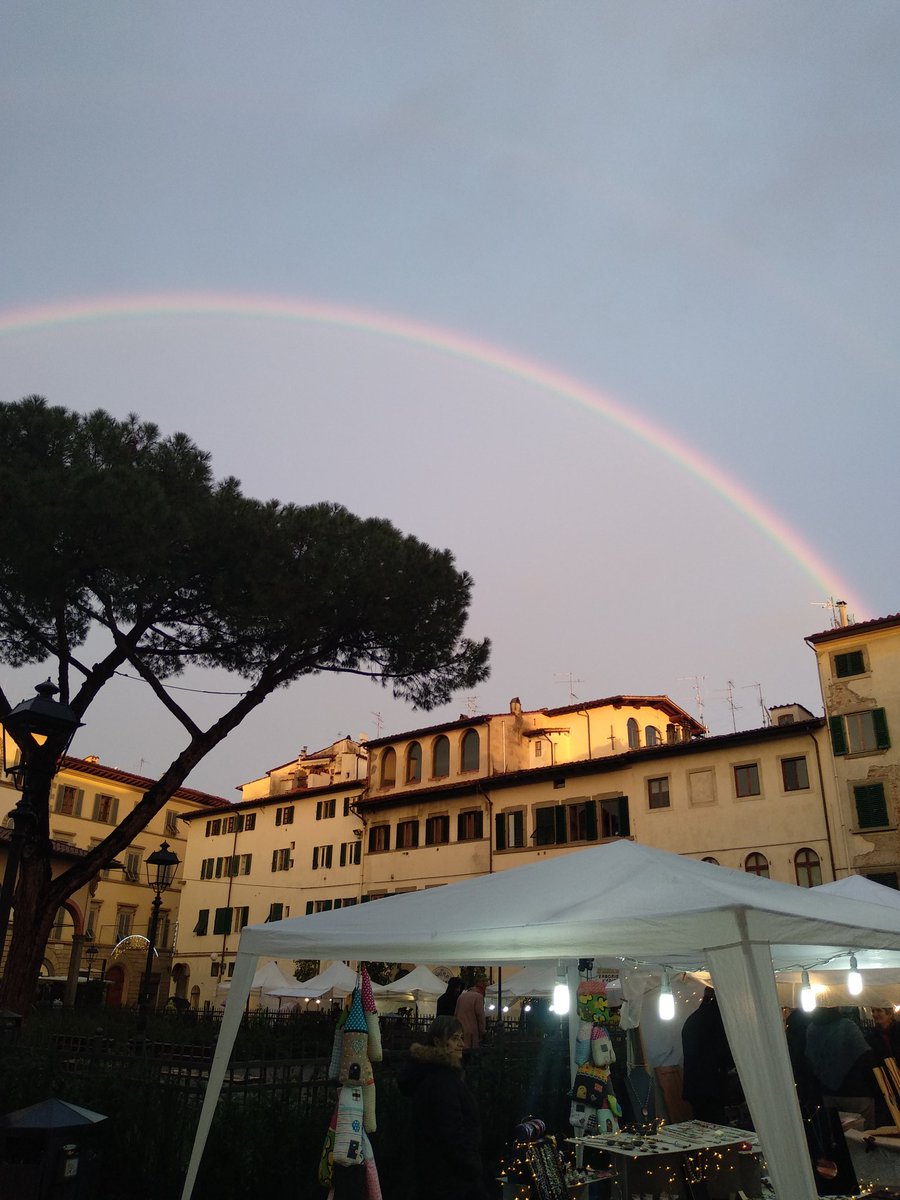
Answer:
[{"left": 2, "top": 4, "right": 898, "bottom": 798}]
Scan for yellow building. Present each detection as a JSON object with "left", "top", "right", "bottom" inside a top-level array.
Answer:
[
  {"left": 807, "top": 608, "right": 900, "bottom": 887},
  {"left": 0, "top": 743, "right": 229, "bottom": 1007}
]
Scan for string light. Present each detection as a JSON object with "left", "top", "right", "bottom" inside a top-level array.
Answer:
[
  {"left": 800, "top": 969, "right": 817, "bottom": 1012},
  {"left": 552, "top": 962, "right": 570, "bottom": 1015},
  {"left": 658, "top": 970, "right": 675, "bottom": 1021},
  {"left": 847, "top": 953, "right": 863, "bottom": 997}
]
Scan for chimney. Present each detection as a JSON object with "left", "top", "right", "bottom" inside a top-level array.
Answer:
[{"left": 836, "top": 600, "right": 848, "bottom": 627}]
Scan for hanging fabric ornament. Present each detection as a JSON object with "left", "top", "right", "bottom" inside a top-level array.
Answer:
[
  {"left": 333, "top": 1084, "right": 366, "bottom": 1166},
  {"left": 318, "top": 1101, "right": 338, "bottom": 1188}
]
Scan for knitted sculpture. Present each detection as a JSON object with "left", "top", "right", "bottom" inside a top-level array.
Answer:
[{"left": 570, "top": 979, "right": 621, "bottom": 1135}]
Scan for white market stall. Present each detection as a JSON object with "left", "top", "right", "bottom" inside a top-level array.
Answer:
[
  {"left": 379, "top": 964, "right": 449, "bottom": 1004},
  {"left": 215, "top": 960, "right": 296, "bottom": 1009},
  {"left": 265, "top": 959, "right": 366, "bottom": 1004},
  {"left": 180, "top": 839, "right": 900, "bottom": 1200}
]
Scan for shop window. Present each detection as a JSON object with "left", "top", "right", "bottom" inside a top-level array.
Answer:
[
  {"left": 379, "top": 748, "right": 396, "bottom": 787},
  {"left": 627, "top": 718, "right": 640, "bottom": 749},
  {"left": 432, "top": 736, "right": 450, "bottom": 778},
  {"left": 495, "top": 809, "right": 525, "bottom": 851},
  {"left": 340, "top": 840, "right": 361, "bottom": 866},
  {"left": 744, "top": 852, "right": 769, "bottom": 878},
  {"left": 830, "top": 709, "right": 890, "bottom": 755},
  {"left": 734, "top": 763, "right": 761, "bottom": 798},
  {"left": 368, "top": 824, "right": 391, "bottom": 853},
  {"left": 854, "top": 783, "right": 889, "bottom": 829},
  {"left": 406, "top": 742, "right": 422, "bottom": 783},
  {"left": 457, "top": 810, "right": 483, "bottom": 842},
  {"left": 460, "top": 729, "right": 480, "bottom": 773},
  {"left": 781, "top": 756, "right": 809, "bottom": 792},
  {"left": 794, "top": 848, "right": 822, "bottom": 888},
  {"left": 397, "top": 819, "right": 419, "bottom": 849},
  {"left": 647, "top": 777, "right": 670, "bottom": 810},
  {"left": 425, "top": 815, "right": 450, "bottom": 845},
  {"left": 834, "top": 650, "right": 866, "bottom": 678}
]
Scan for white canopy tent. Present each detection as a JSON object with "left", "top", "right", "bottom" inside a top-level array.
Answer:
[
  {"left": 265, "top": 959, "right": 364, "bottom": 1001},
  {"left": 215, "top": 960, "right": 296, "bottom": 1006},
  {"left": 379, "top": 964, "right": 449, "bottom": 1001},
  {"left": 180, "top": 840, "right": 900, "bottom": 1200}
]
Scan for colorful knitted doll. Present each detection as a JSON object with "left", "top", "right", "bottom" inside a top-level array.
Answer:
[{"left": 571, "top": 979, "right": 621, "bottom": 1135}]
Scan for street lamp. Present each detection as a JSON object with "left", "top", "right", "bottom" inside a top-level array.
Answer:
[
  {"left": 0, "top": 680, "right": 82, "bottom": 968},
  {"left": 139, "top": 841, "right": 179, "bottom": 1013},
  {"left": 84, "top": 944, "right": 98, "bottom": 981}
]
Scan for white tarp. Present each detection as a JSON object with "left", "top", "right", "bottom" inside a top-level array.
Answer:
[
  {"left": 180, "top": 840, "right": 900, "bottom": 1200},
  {"left": 486, "top": 961, "right": 558, "bottom": 1000},
  {"left": 216, "top": 960, "right": 295, "bottom": 996},
  {"left": 379, "top": 964, "right": 449, "bottom": 1000}
]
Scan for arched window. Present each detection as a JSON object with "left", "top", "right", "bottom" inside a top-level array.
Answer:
[
  {"left": 794, "top": 847, "right": 822, "bottom": 888},
  {"left": 432, "top": 735, "right": 450, "bottom": 778},
  {"left": 379, "top": 747, "right": 396, "bottom": 788},
  {"left": 406, "top": 742, "right": 422, "bottom": 783},
  {"left": 627, "top": 718, "right": 640, "bottom": 749},
  {"left": 645, "top": 725, "right": 661, "bottom": 746},
  {"left": 460, "top": 729, "right": 480, "bottom": 772},
  {"left": 701, "top": 856, "right": 719, "bottom": 865},
  {"left": 744, "top": 852, "right": 769, "bottom": 878}
]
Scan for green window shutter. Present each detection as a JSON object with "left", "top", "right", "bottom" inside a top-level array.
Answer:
[
  {"left": 618, "top": 797, "right": 631, "bottom": 837},
  {"left": 305, "top": 901, "right": 314, "bottom": 915},
  {"left": 835, "top": 650, "right": 865, "bottom": 678},
  {"left": 554, "top": 805, "right": 567, "bottom": 845},
  {"left": 54, "top": 785, "right": 66, "bottom": 814},
  {"left": 194, "top": 910, "right": 209, "bottom": 936},
  {"left": 512, "top": 810, "right": 524, "bottom": 847},
  {"left": 534, "top": 808, "right": 556, "bottom": 846},
  {"left": 74, "top": 789, "right": 84, "bottom": 817},
  {"left": 268, "top": 902, "right": 283, "bottom": 922},
  {"left": 271, "top": 850, "right": 278, "bottom": 872},
  {"left": 873, "top": 708, "right": 891, "bottom": 750},
  {"left": 496, "top": 813, "right": 508, "bottom": 849},
  {"left": 829, "top": 715, "right": 848, "bottom": 756},
  {"left": 213, "top": 907, "right": 232, "bottom": 935},
  {"left": 584, "top": 801, "right": 598, "bottom": 841},
  {"left": 854, "top": 784, "right": 888, "bottom": 829}
]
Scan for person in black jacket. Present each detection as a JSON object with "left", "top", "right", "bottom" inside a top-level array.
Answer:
[
  {"left": 436, "top": 976, "right": 464, "bottom": 1016},
  {"left": 398, "top": 1015, "right": 488, "bottom": 1200},
  {"left": 681, "top": 988, "right": 735, "bottom": 1124}
]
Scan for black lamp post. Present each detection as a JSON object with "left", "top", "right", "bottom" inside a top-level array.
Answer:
[
  {"left": 139, "top": 841, "right": 179, "bottom": 1013},
  {"left": 0, "top": 680, "right": 81, "bottom": 968},
  {"left": 84, "top": 943, "right": 98, "bottom": 981}
]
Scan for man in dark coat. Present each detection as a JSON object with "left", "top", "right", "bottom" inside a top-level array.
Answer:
[
  {"left": 398, "top": 1015, "right": 488, "bottom": 1200},
  {"left": 681, "top": 988, "right": 735, "bottom": 1124}
]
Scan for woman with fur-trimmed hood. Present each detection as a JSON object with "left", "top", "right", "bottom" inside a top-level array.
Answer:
[{"left": 398, "top": 1015, "right": 488, "bottom": 1199}]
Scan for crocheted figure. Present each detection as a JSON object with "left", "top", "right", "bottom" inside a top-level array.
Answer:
[{"left": 571, "top": 979, "right": 620, "bottom": 1134}]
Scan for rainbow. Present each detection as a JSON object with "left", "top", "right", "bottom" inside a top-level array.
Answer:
[{"left": 0, "top": 290, "right": 864, "bottom": 613}]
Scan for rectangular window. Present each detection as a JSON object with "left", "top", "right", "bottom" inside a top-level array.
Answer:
[
  {"left": 599, "top": 796, "right": 630, "bottom": 839},
  {"left": 55, "top": 785, "right": 83, "bottom": 817},
  {"left": 425, "top": 815, "right": 450, "bottom": 846},
  {"left": 734, "top": 763, "right": 761, "bottom": 798},
  {"left": 834, "top": 649, "right": 866, "bottom": 678},
  {"left": 193, "top": 909, "right": 209, "bottom": 936},
  {"left": 115, "top": 908, "right": 135, "bottom": 940},
  {"left": 312, "top": 844, "right": 333, "bottom": 870},
  {"left": 534, "top": 806, "right": 565, "bottom": 846},
  {"left": 275, "top": 806, "right": 295, "bottom": 826},
  {"left": 866, "top": 872, "right": 899, "bottom": 890},
  {"left": 233, "top": 906, "right": 249, "bottom": 931},
  {"left": 648, "top": 777, "right": 671, "bottom": 810},
  {"left": 781, "top": 756, "right": 810, "bottom": 792},
  {"left": 831, "top": 709, "right": 891, "bottom": 755},
  {"left": 209, "top": 818, "right": 222, "bottom": 837},
  {"left": 157, "top": 911, "right": 172, "bottom": 949},
  {"left": 854, "top": 783, "right": 890, "bottom": 829},
  {"left": 495, "top": 809, "right": 525, "bottom": 851},
  {"left": 271, "top": 847, "right": 291, "bottom": 872},
  {"left": 316, "top": 798, "right": 336, "bottom": 820},
  {"left": 397, "top": 819, "right": 419, "bottom": 849},
  {"left": 200, "top": 858, "right": 215, "bottom": 880},
  {"left": 533, "top": 801, "right": 597, "bottom": 846},
  {"left": 339, "top": 840, "right": 361, "bottom": 867},
  {"left": 213, "top": 907, "right": 232, "bottom": 935},
  {"left": 343, "top": 797, "right": 351, "bottom": 817},
  {"left": 267, "top": 903, "right": 284, "bottom": 922},
  {"left": 368, "top": 825, "right": 390, "bottom": 853},
  {"left": 86, "top": 902, "right": 102, "bottom": 941},
  {"left": 244, "top": 812, "right": 256, "bottom": 831},
  {"left": 124, "top": 850, "right": 142, "bottom": 882},
  {"left": 93, "top": 793, "right": 119, "bottom": 824},
  {"left": 314, "top": 899, "right": 333, "bottom": 913},
  {"left": 210, "top": 960, "right": 221, "bottom": 978},
  {"left": 164, "top": 809, "right": 179, "bottom": 836},
  {"left": 457, "top": 810, "right": 483, "bottom": 842}
]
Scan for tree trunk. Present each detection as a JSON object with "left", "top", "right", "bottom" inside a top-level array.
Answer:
[{"left": 0, "top": 852, "right": 58, "bottom": 1014}]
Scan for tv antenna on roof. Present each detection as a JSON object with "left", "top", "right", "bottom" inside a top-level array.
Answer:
[
  {"left": 679, "top": 675, "right": 707, "bottom": 726},
  {"left": 811, "top": 598, "right": 852, "bottom": 629},
  {"left": 370, "top": 712, "right": 384, "bottom": 737},
  {"left": 554, "top": 672, "right": 584, "bottom": 701}
]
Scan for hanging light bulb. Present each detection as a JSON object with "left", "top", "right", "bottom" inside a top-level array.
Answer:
[
  {"left": 552, "top": 962, "right": 570, "bottom": 1015},
  {"left": 658, "top": 970, "right": 675, "bottom": 1021},
  {"left": 800, "top": 969, "right": 817, "bottom": 1012},
  {"left": 847, "top": 954, "right": 863, "bottom": 997}
]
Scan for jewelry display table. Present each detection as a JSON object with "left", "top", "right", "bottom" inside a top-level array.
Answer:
[{"left": 568, "top": 1120, "right": 761, "bottom": 1200}]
